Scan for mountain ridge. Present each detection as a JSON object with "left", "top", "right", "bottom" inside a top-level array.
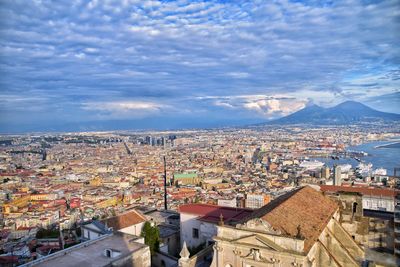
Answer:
[{"left": 267, "top": 101, "right": 400, "bottom": 125}]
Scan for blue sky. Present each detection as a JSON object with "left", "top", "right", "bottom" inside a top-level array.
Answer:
[{"left": 0, "top": 0, "right": 399, "bottom": 132}]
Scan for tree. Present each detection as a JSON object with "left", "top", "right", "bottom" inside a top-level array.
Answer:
[{"left": 141, "top": 221, "right": 160, "bottom": 255}]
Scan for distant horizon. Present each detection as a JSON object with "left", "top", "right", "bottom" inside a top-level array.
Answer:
[
  {"left": 1, "top": 1, "right": 399, "bottom": 132},
  {"left": 1, "top": 99, "right": 399, "bottom": 134}
]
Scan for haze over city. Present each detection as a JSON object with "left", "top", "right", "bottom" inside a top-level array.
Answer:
[{"left": 0, "top": 0, "right": 399, "bottom": 132}]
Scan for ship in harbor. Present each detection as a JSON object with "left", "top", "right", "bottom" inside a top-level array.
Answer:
[
  {"left": 373, "top": 167, "right": 387, "bottom": 176},
  {"left": 299, "top": 160, "right": 325, "bottom": 170},
  {"left": 356, "top": 162, "right": 373, "bottom": 177}
]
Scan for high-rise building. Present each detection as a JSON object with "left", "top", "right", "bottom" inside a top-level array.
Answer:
[
  {"left": 145, "top": 136, "right": 152, "bottom": 145},
  {"left": 334, "top": 165, "right": 342, "bottom": 186},
  {"left": 321, "top": 166, "right": 330, "bottom": 179}
]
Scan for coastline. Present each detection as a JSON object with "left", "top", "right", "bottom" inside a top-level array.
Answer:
[{"left": 374, "top": 141, "right": 400, "bottom": 149}]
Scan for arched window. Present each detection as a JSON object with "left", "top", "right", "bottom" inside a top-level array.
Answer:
[{"left": 352, "top": 202, "right": 358, "bottom": 214}]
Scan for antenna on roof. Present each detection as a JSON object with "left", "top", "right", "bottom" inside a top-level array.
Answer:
[{"left": 164, "top": 156, "right": 168, "bottom": 210}]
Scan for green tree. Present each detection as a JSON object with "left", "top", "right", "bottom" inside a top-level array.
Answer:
[{"left": 141, "top": 221, "right": 160, "bottom": 255}]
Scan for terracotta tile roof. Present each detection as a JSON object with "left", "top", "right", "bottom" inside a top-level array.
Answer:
[
  {"left": 102, "top": 210, "right": 146, "bottom": 231},
  {"left": 320, "top": 185, "right": 397, "bottom": 197},
  {"left": 246, "top": 186, "right": 338, "bottom": 253},
  {"left": 179, "top": 203, "right": 253, "bottom": 225}
]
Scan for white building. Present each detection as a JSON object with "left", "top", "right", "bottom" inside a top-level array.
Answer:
[
  {"left": 321, "top": 185, "right": 397, "bottom": 213},
  {"left": 217, "top": 198, "right": 237, "bottom": 208},
  {"left": 363, "top": 194, "right": 394, "bottom": 212},
  {"left": 178, "top": 204, "right": 252, "bottom": 249},
  {"left": 81, "top": 220, "right": 112, "bottom": 241},
  {"left": 334, "top": 165, "right": 342, "bottom": 186},
  {"left": 245, "top": 194, "right": 270, "bottom": 209}
]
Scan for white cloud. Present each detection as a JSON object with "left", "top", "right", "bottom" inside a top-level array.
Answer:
[
  {"left": 200, "top": 94, "right": 309, "bottom": 118},
  {"left": 243, "top": 98, "right": 307, "bottom": 117},
  {"left": 84, "top": 47, "right": 99, "bottom": 53},
  {"left": 74, "top": 53, "right": 86, "bottom": 59},
  {"left": 82, "top": 101, "right": 167, "bottom": 113},
  {"left": 1, "top": 0, "right": 399, "bottom": 128},
  {"left": 226, "top": 72, "right": 250, "bottom": 79}
]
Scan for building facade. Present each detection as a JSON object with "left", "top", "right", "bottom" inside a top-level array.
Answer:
[{"left": 209, "top": 186, "right": 365, "bottom": 267}]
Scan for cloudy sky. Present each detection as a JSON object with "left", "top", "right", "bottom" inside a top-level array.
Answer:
[{"left": 0, "top": 0, "right": 399, "bottom": 132}]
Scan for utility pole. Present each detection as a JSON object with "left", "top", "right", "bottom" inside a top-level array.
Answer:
[
  {"left": 58, "top": 210, "right": 65, "bottom": 250},
  {"left": 164, "top": 156, "right": 168, "bottom": 210}
]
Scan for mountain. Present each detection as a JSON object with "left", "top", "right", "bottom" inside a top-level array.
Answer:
[{"left": 269, "top": 101, "right": 400, "bottom": 125}]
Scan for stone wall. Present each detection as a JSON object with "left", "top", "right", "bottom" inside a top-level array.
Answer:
[{"left": 110, "top": 245, "right": 151, "bottom": 267}]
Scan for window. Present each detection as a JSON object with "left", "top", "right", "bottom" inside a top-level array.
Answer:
[
  {"left": 192, "top": 228, "right": 199, "bottom": 239},
  {"left": 352, "top": 202, "right": 358, "bottom": 214}
]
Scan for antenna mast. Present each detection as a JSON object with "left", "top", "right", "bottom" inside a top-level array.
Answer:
[{"left": 163, "top": 156, "right": 168, "bottom": 210}]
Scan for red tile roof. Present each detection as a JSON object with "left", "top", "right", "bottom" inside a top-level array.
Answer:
[
  {"left": 0, "top": 255, "right": 18, "bottom": 264},
  {"left": 102, "top": 210, "right": 146, "bottom": 230},
  {"left": 320, "top": 185, "right": 397, "bottom": 197},
  {"left": 247, "top": 186, "right": 338, "bottom": 253},
  {"left": 179, "top": 203, "right": 253, "bottom": 224}
]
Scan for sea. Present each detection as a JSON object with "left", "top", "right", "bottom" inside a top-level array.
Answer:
[{"left": 313, "top": 139, "right": 400, "bottom": 176}]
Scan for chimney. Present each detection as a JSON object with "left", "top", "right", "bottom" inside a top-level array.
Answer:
[{"left": 219, "top": 213, "right": 224, "bottom": 226}]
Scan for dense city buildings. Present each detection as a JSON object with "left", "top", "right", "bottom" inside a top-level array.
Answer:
[{"left": 0, "top": 125, "right": 399, "bottom": 266}]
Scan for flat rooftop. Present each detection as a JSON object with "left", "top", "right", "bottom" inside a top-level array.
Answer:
[
  {"left": 320, "top": 185, "right": 398, "bottom": 197},
  {"left": 31, "top": 234, "right": 147, "bottom": 267}
]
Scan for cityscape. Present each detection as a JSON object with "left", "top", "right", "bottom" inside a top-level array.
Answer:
[
  {"left": 1, "top": 123, "right": 399, "bottom": 266},
  {"left": 1, "top": 1, "right": 400, "bottom": 267}
]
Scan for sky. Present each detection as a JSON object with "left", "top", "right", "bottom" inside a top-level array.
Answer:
[{"left": 0, "top": 0, "right": 399, "bottom": 132}]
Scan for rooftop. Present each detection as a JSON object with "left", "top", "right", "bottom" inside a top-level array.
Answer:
[
  {"left": 179, "top": 203, "right": 253, "bottom": 225},
  {"left": 174, "top": 172, "right": 198, "bottom": 179},
  {"left": 158, "top": 224, "right": 179, "bottom": 238},
  {"left": 101, "top": 209, "right": 146, "bottom": 231},
  {"left": 245, "top": 186, "right": 338, "bottom": 253},
  {"left": 320, "top": 185, "right": 397, "bottom": 197},
  {"left": 27, "top": 233, "right": 147, "bottom": 267}
]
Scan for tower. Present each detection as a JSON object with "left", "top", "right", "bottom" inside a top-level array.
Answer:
[
  {"left": 163, "top": 156, "right": 168, "bottom": 210},
  {"left": 334, "top": 165, "right": 341, "bottom": 186}
]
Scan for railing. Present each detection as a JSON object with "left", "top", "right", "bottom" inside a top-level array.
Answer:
[{"left": 19, "top": 233, "right": 113, "bottom": 267}]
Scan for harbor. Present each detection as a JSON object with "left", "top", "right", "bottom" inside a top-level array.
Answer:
[{"left": 312, "top": 140, "right": 400, "bottom": 176}]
